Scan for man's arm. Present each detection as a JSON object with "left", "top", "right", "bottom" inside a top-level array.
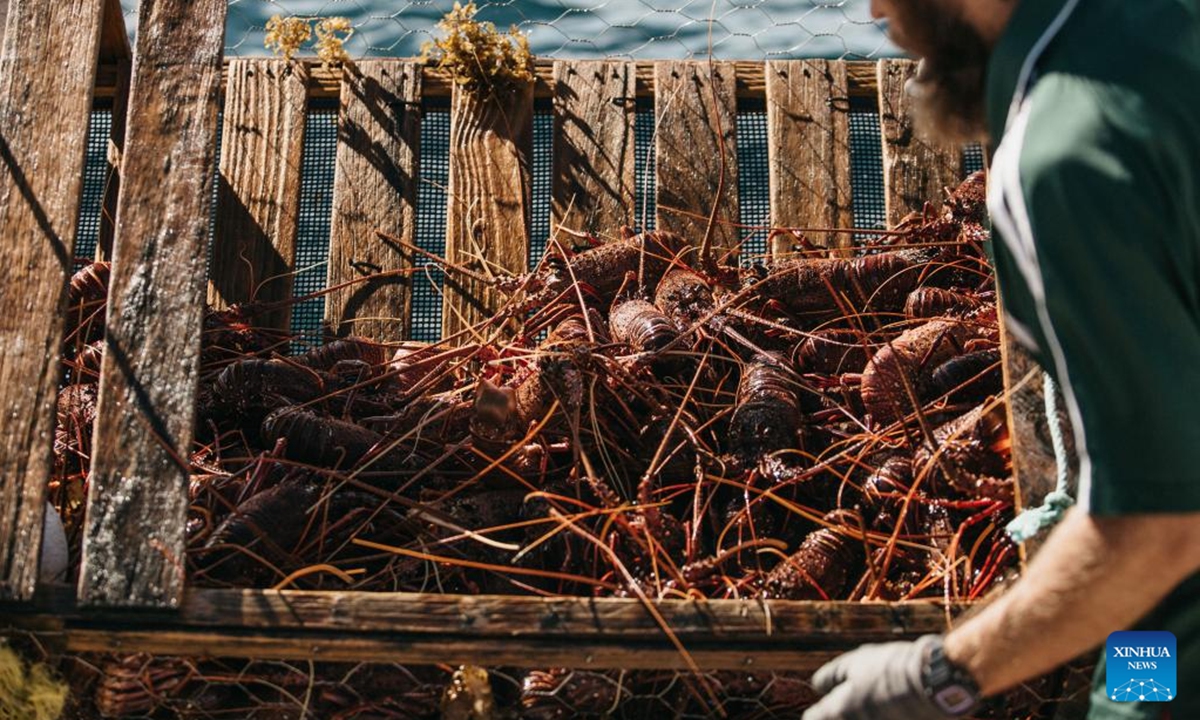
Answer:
[
  {"left": 802, "top": 508, "right": 1200, "bottom": 720},
  {"left": 946, "top": 507, "right": 1200, "bottom": 696},
  {"left": 803, "top": 508, "right": 1200, "bottom": 720}
]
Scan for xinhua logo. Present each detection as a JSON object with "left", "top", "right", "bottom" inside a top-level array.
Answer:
[{"left": 1106, "top": 631, "right": 1176, "bottom": 703}]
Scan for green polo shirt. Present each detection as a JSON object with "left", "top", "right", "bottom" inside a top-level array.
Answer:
[{"left": 985, "top": 0, "right": 1200, "bottom": 716}]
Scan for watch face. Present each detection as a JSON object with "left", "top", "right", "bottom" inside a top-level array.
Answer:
[{"left": 934, "top": 685, "right": 976, "bottom": 715}]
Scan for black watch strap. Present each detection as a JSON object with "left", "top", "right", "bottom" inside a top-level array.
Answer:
[{"left": 922, "top": 638, "right": 981, "bottom": 717}]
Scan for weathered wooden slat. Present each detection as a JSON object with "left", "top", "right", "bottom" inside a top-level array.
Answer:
[
  {"left": 442, "top": 83, "right": 533, "bottom": 341},
  {"left": 551, "top": 60, "right": 636, "bottom": 239},
  {"left": 325, "top": 61, "right": 421, "bottom": 340},
  {"left": 655, "top": 61, "right": 740, "bottom": 256},
  {"left": 95, "top": 60, "right": 888, "bottom": 104},
  {"left": 66, "top": 629, "right": 842, "bottom": 671},
  {"left": 0, "top": 0, "right": 106, "bottom": 602},
  {"left": 8, "top": 585, "right": 960, "bottom": 668},
  {"left": 877, "top": 59, "right": 964, "bottom": 228},
  {"left": 78, "top": 0, "right": 226, "bottom": 608},
  {"left": 5, "top": 589, "right": 1092, "bottom": 680},
  {"left": 13, "top": 586, "right": 963, "bottom": 640},
  {"left": 208, "top": 59, "right": 308, "bottom": 332},
  {"left": 177, "top": 590, "right": 957, "bottom": 641},
  {"left": 765, "top": 60, "right": 853, "bottom": 257}
]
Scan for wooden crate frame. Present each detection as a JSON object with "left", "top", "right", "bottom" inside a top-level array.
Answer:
[{"left": 0, "top": 0, "right": 1057, "bottom": 671}]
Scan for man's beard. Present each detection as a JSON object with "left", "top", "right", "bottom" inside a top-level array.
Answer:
[{"left": 888, "top": 0, "right": 993, "bottom": 144}]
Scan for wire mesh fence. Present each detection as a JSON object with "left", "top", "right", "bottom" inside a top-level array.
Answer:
[
  {"left": 118, "top": 0, "right": 897, "bottom": 60},
  {"left": 33, "top": 646, "right": 1095, "bottom": 719}
]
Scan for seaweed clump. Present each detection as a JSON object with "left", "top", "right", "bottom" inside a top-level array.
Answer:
[
  {"left": 421, "top": 2, "right": 534, "bottom": 90},
  {"left": 265, "top": 15, "right": 353, "bottom": 66}
]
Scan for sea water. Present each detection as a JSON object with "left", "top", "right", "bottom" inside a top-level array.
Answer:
[{"left": 119, "top": 0, "right": 895, "bottom": 59}]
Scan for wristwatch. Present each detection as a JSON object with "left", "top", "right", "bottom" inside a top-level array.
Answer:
[{"left": 922, "top": 637, "right": 982, "bottom": 717}]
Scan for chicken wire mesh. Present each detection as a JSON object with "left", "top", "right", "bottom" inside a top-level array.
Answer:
[
  {"left": 118, "top": 0, "right": 897, "bottom": 61},
  {"left": 26, "top": 645, "right": 1094, "bottom": 719}
]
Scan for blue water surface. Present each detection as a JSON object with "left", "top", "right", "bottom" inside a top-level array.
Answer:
[{"left": 119, "top": 0, "right": 896, "bottom": 59}]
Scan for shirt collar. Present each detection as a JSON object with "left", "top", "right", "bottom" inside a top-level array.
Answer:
[{"left": 986, "top": 0, "right": 1073, "bottom": 142}]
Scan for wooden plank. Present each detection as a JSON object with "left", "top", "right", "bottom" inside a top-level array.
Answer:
[
  {"left": 877, "top": 59, "right": 964, "bottom": 228},
  {"left": 66, "top": 629, "right": 843, "bottom": 671},
  {"left": 442, "top": 83, "right": 533, "bottom": 341},
  {"left": 7, "top": 586, "right": 963, "bottom": 669},
  {"left": 12, "top": 586, "right": 962, "bottom": 641},
  {"left": 175, "top": 590, "right": 958, "bottom": 640},
  {"left": 43, "top": 627, "right": 1097, "bottom": 688},
  {"left": 6, "top": 587, "right": 962, "bottom": 671},
  {"left": 78, "top": 0, "right": 226, "bottom": 608},
  {"left": 551, "top": 60, "right": 636, "bottom": 239},
  {"left": 325, "top": 60, "right": 421, "bottom": 341},
  {"left": 0, "top": 0, "right": 106, "bottom": 602},
  {"left": 654, "top": 61, "right": 740, "bottom": 256},
  {"left": 95, "top": 59, "right": 888, "bottom": 103},
  {"left": 95, "top": 58, "right": 130, "bottom": 261},
  {"left": 765, "top": 60, "right": 853, "bottom": 257},
  {"left": 208, "top": 59, "right": 308, "bottom": 332}
]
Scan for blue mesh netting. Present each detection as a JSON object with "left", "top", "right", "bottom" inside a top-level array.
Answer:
[
  {"left": 848, "top": 97, "right": 886, "bottom": 240},
  {"left": 964, "top": 143, "right": 986, "bottom": 174},
  {"left": 736, "top": 99, "right": 770, "bottom": 262},
  {"left": 207, "top": 112, "right": 225, "bottom": 278},
  {"left": 411, "top": 99, "right": 451, "bottom": 343},
  {"left": 633, "top": 98, "right": 658, "bottom": 233},
  {"left": 74, "top": 109, "right": 113, "bottom": 263},
  {"left": 530, "top": 106, "right": 554, "bottom": 267},
  {"left": 291, "top": 103, "right": 338, "bottom": 347}
]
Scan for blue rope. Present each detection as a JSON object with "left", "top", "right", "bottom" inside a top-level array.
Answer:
[{"left": 1006, "top": 372, "right": 1075, "bottom": 543}]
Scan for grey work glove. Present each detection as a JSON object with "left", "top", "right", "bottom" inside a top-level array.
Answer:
[{"left": 803, "top": 635, "right": 960, "bottom": 720}]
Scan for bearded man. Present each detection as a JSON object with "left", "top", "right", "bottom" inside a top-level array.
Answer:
[{"left": 803, "top": 1, "right": 1200, "bottom": 719}]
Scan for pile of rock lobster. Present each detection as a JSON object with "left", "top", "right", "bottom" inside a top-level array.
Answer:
[{"left": 52, "top": 172, "right": 1030, "bottom": 718}]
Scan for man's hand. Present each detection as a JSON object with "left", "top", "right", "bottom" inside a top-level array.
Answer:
[{"left": 803, "top": 635, "right": 958, "bottom": 720}]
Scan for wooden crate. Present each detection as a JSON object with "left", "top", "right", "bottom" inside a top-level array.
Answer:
[{"left": 0, "top": 0, "right": 1064, "bottom": 675}]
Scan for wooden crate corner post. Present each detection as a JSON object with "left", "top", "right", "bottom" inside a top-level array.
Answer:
[{"left": 876, "top": 58, "right": 964, "bottom": 226}]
